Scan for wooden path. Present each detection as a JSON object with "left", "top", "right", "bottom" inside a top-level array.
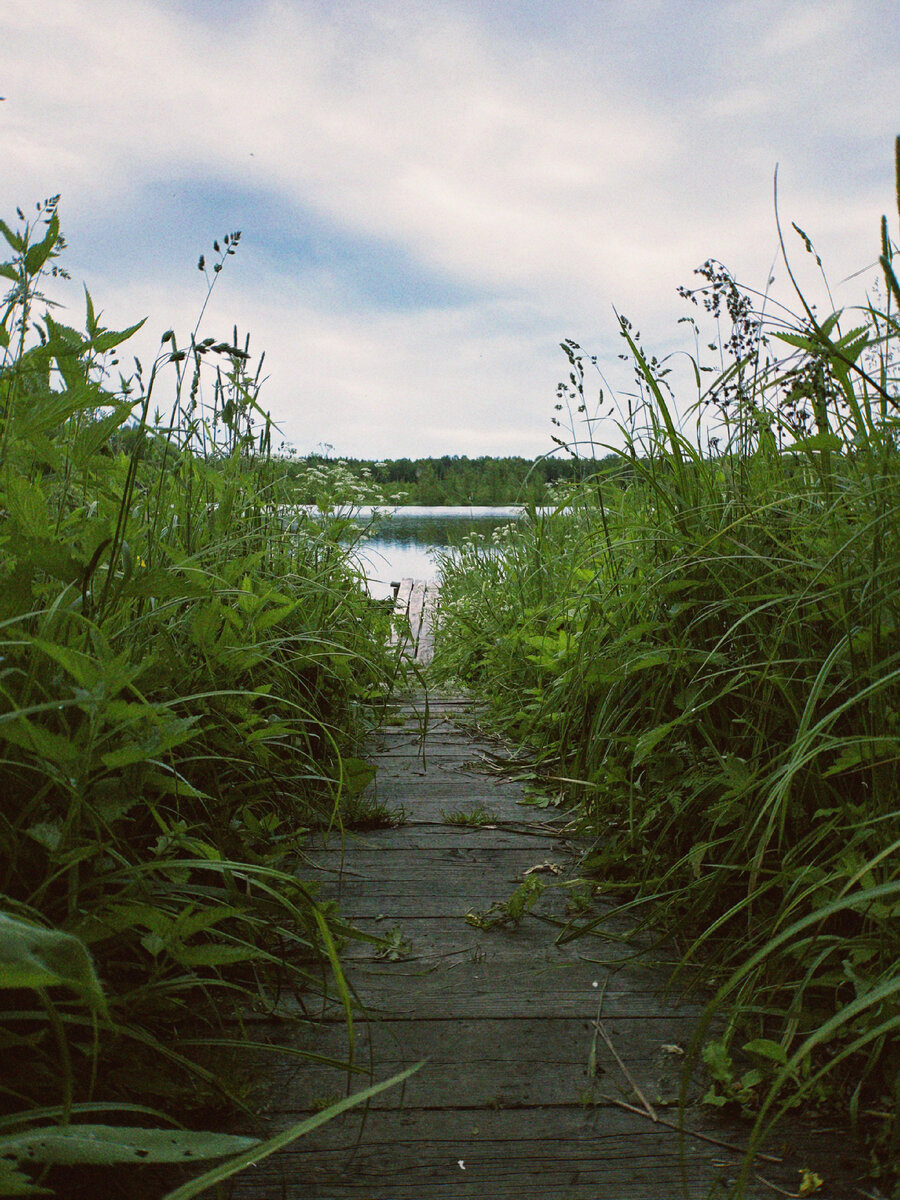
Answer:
[
  {"left": 389, "top": 577, "right": 438, "bottom": 665},
  {"left": 227, "top": 589, "right": 865, "bottom": 1200}
]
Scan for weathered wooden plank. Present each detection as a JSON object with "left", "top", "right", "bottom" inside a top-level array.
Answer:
[
  {"left": 305, "top": 888, "right": 570, "bottom": 922},
  {"left": 225, "top": 1015, "right": 704, "bottom": 1112},
  {"left": 227, "top": 684, "right": 868, "bottom": 1200},
  {"left": 309, "top": 825, "right": 573, "bottom": 852},
  {"left": 225, "top": 1105, "right": 845, "bottom": 1200},
  {"left": 330, "top": 914, "right": 655, "bottom": 964},
  {"left": 391, "top": 577, "right": 439, "bottom": 664},
  {"left": 300, "top": 846, "right": 575, "bottom": 875},
  {"left": 364, "top": 777, "right": 529, "bottom": 800},
  {"left": 273, "top": 963, "right": 704, "bottom": 1022}
]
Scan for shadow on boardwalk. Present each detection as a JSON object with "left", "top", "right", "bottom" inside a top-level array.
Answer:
[{"left": 228, "top": 586, "right": 868, "bottom": 1200}]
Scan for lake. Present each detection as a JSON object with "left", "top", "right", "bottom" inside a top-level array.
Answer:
[{"left": 347, "top": 505, "right": 524, "bottom": 599}]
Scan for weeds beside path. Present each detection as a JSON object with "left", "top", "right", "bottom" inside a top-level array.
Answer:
[
  {"left": 0, "top": 203, "right": 405, "bottom": 1197},
  {"left": 432, "top": 145, "right": 900, "bottom": 1193}
]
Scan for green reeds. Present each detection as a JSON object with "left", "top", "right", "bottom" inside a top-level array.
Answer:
[
  {"left": 433, "top": 144, "right": 900, "bottom": 1190},
  {"left": 0, "top": 203, "right": 402, "bottom": 1194}
]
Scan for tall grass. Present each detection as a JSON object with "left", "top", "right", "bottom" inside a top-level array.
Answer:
[
  {"left": 434, "top": 147, "right": 900, "bottom": 1191},
  {"left": 0, "top": 202, "right": 404, "bottom": 1195}
]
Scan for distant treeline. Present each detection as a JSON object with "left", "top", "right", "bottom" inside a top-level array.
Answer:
[
  {"left": 108, "top": 427, "right": 629, "bottom": 506},
  {"left": 283, "top": 452, "right": 626, "bottom": 506}
]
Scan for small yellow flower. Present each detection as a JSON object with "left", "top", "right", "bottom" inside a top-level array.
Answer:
[{"left": 798, "top": 1167, "right": 824, "bottom": 1196}]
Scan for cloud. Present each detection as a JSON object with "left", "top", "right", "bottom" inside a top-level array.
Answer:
[{"left": 1, "top": 0, "right": 896, "bottom": 456}]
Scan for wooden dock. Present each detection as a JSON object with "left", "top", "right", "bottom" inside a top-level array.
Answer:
[
  {"left": 226, "top": 668, "right": 862, "bottom": 1195},
  {"left": 390, "top": 577, "right": 438, "bottom": 665}
]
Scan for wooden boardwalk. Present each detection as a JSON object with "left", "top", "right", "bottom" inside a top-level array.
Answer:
[
  {"left": 227, "top": 588, "right": 865, "bottom": 1199},
  {"left": 390, "top": 577, "right": 439, "bottom": 665}
]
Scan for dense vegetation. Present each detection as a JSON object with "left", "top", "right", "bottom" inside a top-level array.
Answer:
[
  {"left": 434, "top": 153, "right": 900, "bottom": 1192},
  {"left": 283, "top": 450, "right": 615, "bottom": 507},
  {"left": 0, "top": 203, "right": 409, "bottom": 1197}
]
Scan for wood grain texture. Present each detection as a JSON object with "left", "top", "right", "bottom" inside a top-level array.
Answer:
[{"left": 226, "top": 671, "right": 866, "bottom": 1199}]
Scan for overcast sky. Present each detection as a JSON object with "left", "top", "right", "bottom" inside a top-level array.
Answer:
[{"left": 2, "top": 0, "right": 897, "bottom": 458}]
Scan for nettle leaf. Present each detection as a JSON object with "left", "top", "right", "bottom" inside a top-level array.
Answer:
[
  {"left": 70, "top": 406, "right": 133, "bottom": 467},
  {"left": 25, "top": 823, "right": 63, "bottom": 854},
  {"left": 28, "top": 638, "right": 100, "bottom": 690},
  {"left": 173, "top": 945, "right": 263, "bottom": 968},
  {"left": 144, "top": 768, "right": 206, "bottom": 800},
  {"left": 3, "top": 475, "right": 50, "bottom": 539},
  {"left": 701, "top": 1039, "right": 733, "bottom": 1083},
  {"left": 0, "top": 219, "right": 25, "bottom": 252},
  {"left": 340, "top": 757, "right": 376, "bottom": 797},
  {"left": 742, "top": 1037, "right": 788, "bottom": 1066},
  {"left": 0, "top": 911, "right": 105, "bottom": 1009},
  {"left": 0, "top": 716, "right": 82, "bottom": 768},
  {"left": 0, "top": 1124, "right": 257, "bottom": 1167},
  {"left": 99, "top": 713, "right": 201, "bottom": 770},
  {"left": 22, "top": 211, "right": 59, "bottom": 275},
  {"left": 14, "top": 538, "right": 82, "bottom": 586},
  {"left": 90, "top": 318, "right": 146, "bottom": 354},
  {"left": 0, "top": 1158, "right": 51, "bottom": 1194},
  {"left": 12, "top": 384, "right": 96, "bottom": 439},
  {"left": 253, "top": 600, "right": 299, "bottom": 633}
]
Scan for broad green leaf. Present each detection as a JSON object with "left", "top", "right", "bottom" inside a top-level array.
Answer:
[
  {"left": 3, "top": 476, "right": 50, "bottom": 539},
  {"left": 43, "top": 317, "right": 90, "bottom": 392},
  {"left": 340, "top": 757, "right": 376, "bottom": 797},
  {"left": 144, "top": 769, "right": 206, "bottom": 800},
  {"left": 0, "top": 911, "right": 105, "bottom": 1009},
  {"left": 99, "top": 743, "right": 157, "bottom": 769},
  {"left": 83, "top": 285, "right": 97, "bottom": 338},
  {"left": 774, "top": 331, "right": 817, "bottom": 352},
  {"left": 0, "top": 219, "right": 25, "bottom": 252},
  {"left": 633, "top": 719, "right": 677, "bottom": 766},
  {"left": 90, "top": 318, "right": 146, "bottom": 354},
  {"left": 25, "top": 823, "right": 63, "bottom": 854},
  {"left": 173, "top": 945, "right": 263, "bottom": 968},
  {"left": 0, "top": 716, "right": 81, "bottom": 767},
  {"left": 0, "top": 1159, "right": 51, "bottom": 1195},
  {"left": 0, "top": 1125, "right": 257, "bottom": 1167},
  {"left": 13, "top": 536, "right": 81, "bottom": 585},
  {"left": 253, "top": 601, "right": 299, "bottom": 632},
  {"left": 70, "top": 406, "right": 133, "bottom": 467},
  {"left": 27, "top": 639, "right": 99, "bottom": 690},
  {"left": 742, "top": 1038, "right": 788, "bottom": 1066},
  {"left": 23, "top": 212, "right": 59, "bottom": 275},
  {"left": 100, "top": 714, "right": 200, "bottom": 769},
  {"left": 12, "top": 384, "right": 96, "bottom": 438}
]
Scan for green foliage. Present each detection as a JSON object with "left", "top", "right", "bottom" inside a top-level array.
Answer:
[
  {"left": 283, "top": 451, "right": 613, "bottom": 507},
  {"left": 441, "top": 802, "right": 499, "bottom": 827},
  {"left": 0, "top": 201, "right": 403, "bottom": 1194},
  {"left": 465, "top": 876, "right": 546, "bottom": 929},
  {"left": 434, "top": 143, "right": 900, "bottom": 1189}
]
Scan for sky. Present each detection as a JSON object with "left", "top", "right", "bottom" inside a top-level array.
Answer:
[{"left": 1, "top": 0, "right": 898, "bottom": 459}]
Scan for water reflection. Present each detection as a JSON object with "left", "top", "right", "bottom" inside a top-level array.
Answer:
[{"left": 349, "top": 506, "right": 522, "bottom": 599}]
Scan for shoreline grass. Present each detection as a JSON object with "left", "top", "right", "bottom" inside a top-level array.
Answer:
[
  {"left": 433, "top": 144, "right": 900, "bottom": 1193},
  {"left": 0, "top": 203, "right": 407, "bottom": 1195}
]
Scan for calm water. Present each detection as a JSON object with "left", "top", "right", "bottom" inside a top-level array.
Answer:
[{"left": 349, "top": 506, "right": 523, "bottom": 599}]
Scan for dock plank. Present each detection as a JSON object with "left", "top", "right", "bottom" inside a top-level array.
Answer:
[{"left": 225, "top": 609, "right": 867, "bottom": 1199}]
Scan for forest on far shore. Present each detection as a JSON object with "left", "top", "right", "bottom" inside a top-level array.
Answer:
[{"left": 282, "top": 451, "right": 626, "bottom": 506}]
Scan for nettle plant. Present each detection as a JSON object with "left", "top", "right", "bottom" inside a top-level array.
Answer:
[{"left": 0, "top": 201, "right": 405, "bottom": 1196}]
